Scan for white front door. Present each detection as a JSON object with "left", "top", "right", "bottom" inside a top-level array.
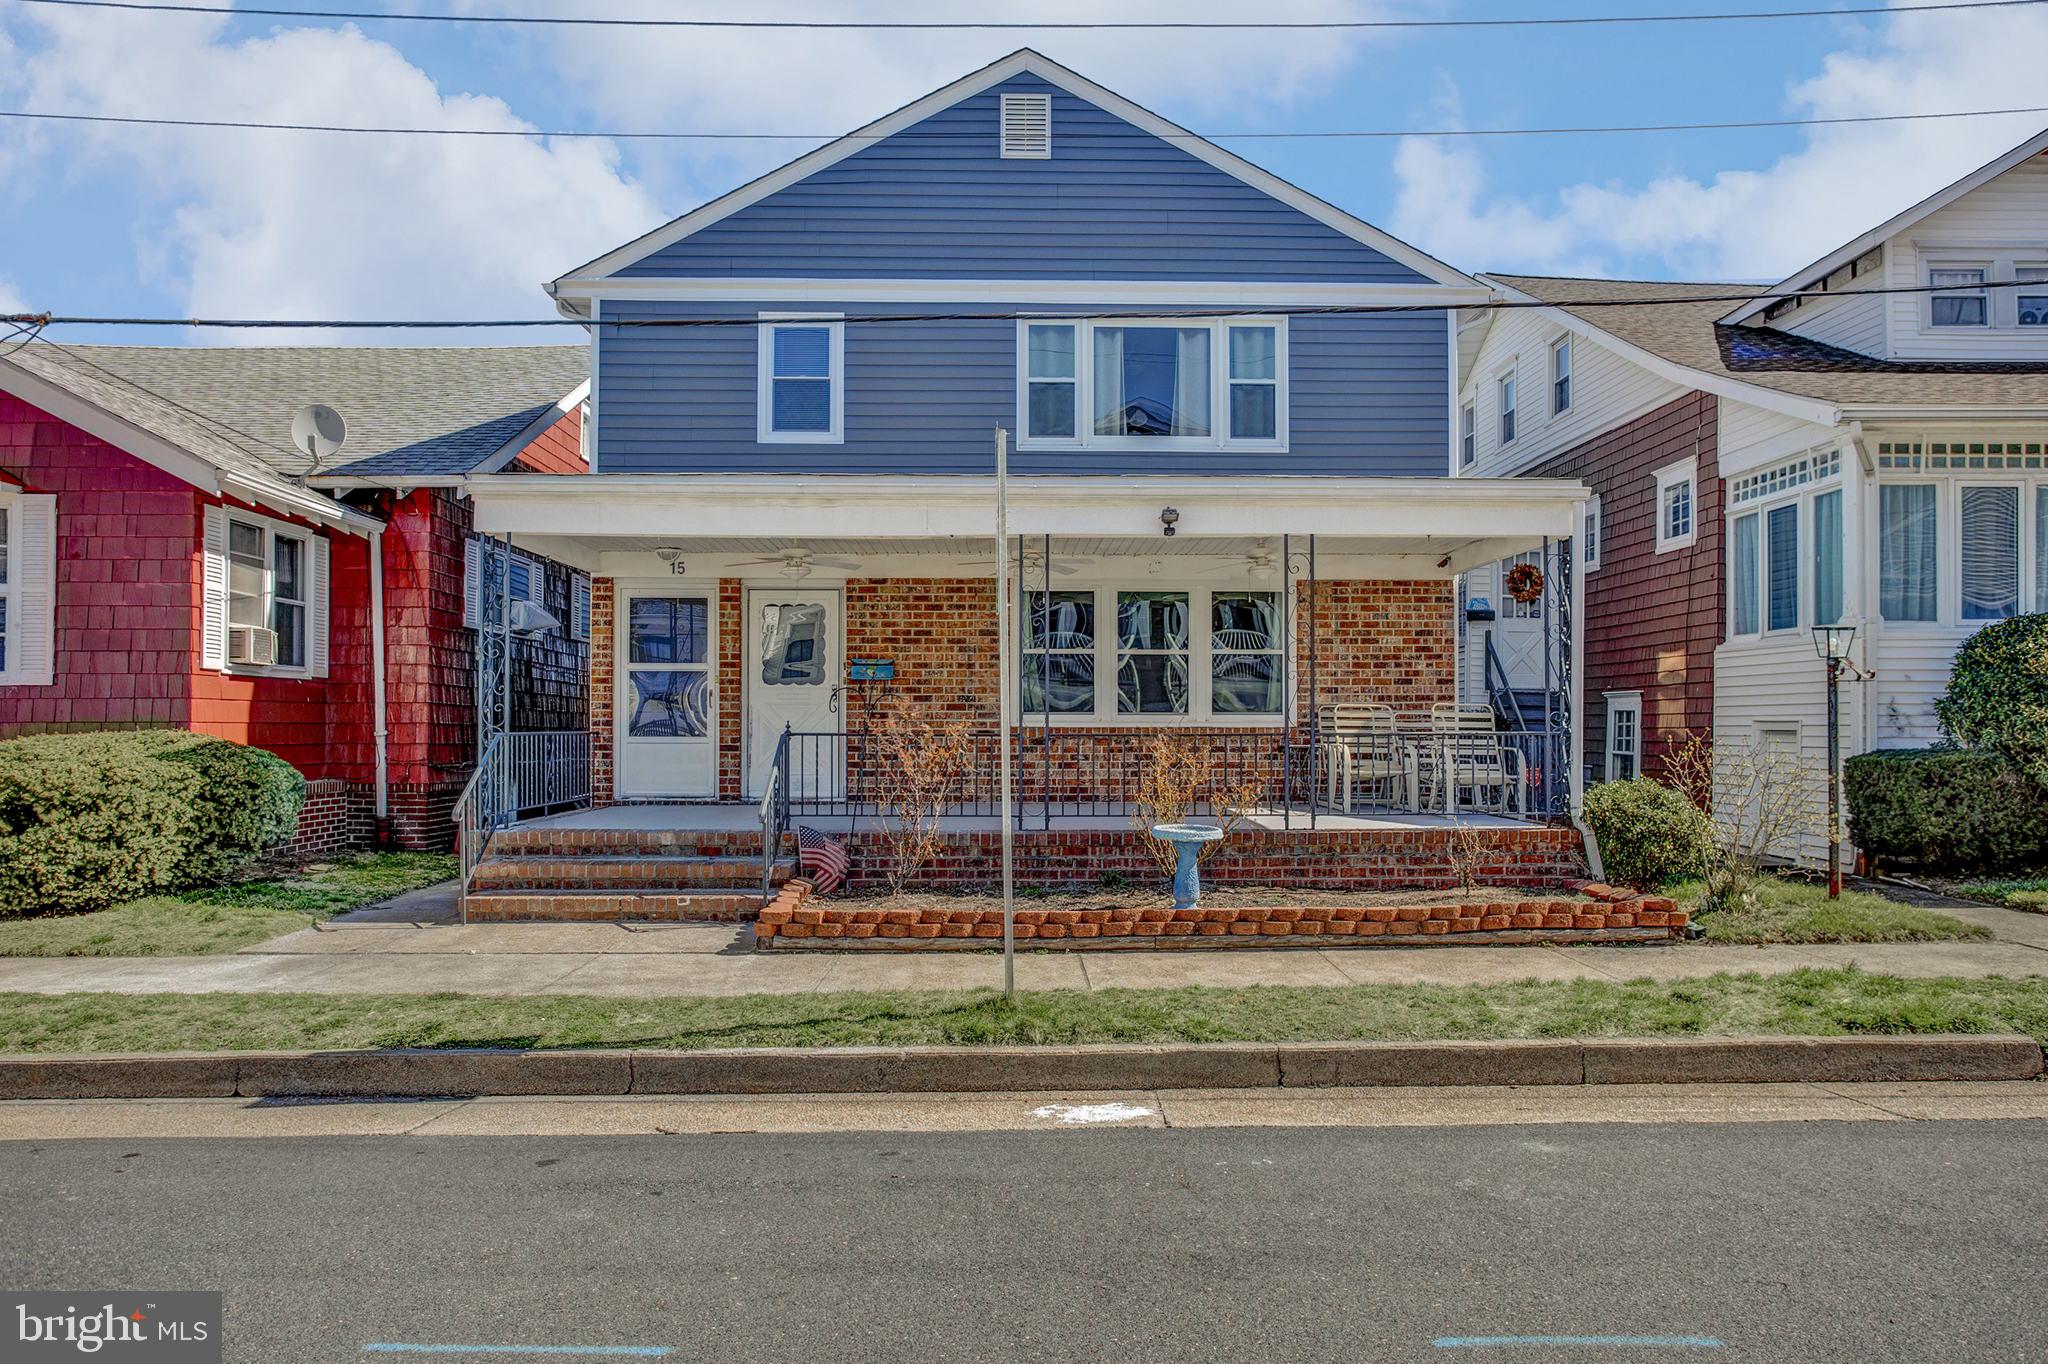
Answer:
[
  {"left": 617, "top": 591, "right": 716, "bottom": 799},
  {"left": 745, "top": 588, "right": 842, "bottom": 799},
  {"left": 1486, "top": 551, "right": 1549, "bottom": 690}
]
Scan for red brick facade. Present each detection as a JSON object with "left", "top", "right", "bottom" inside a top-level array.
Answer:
[
  {"left": 588, "top": 574, "right": 1456, "bottom": 804},
  {"left": 1528, "top": 391, "right": 1721, "bottom": 781}
]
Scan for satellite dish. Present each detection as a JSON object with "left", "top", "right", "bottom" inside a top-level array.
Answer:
[{"left": 291, "top": 403, "right": 347, "bottom": 466}]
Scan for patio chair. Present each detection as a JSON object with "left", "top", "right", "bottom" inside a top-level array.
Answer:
[
  {"left": 1422, "top": 704, "right": 1524, "bottom": 815},
  {"left": 1315, "top": 702, "right": 1413, "bottom": 812}
]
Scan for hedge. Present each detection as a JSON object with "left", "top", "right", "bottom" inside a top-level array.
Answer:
[
  {"left": 1844, "top": 747, "right": 2048, "bottom": 873},
  {"left": 1934, "top": 614, "right": 2048, "bottom": 789},
  {"left": 1582, "top": 777, "right": 1714, "bottom": 889},
  {"left": 0, "top": 731, "right": 306, "bottom": 916}
]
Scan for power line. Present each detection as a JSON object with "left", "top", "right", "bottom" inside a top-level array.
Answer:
[
  {"left": 0, "top": 278, "right": 2014, "bottom": 333},
  {"left": 8, "top": 0, "right": 2043, "bottom": 26},
  {"left": 6, "top": 102, "right": 2047, "bottom": 142}
]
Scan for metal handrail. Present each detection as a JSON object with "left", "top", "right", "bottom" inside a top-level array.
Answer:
[
  {"left": 1483, "top": 631, "right": 1521, "bottom": 731},
  {"left": 451, "top": 729, "right": 594, "bottom": 919},
  {"left": 452, "top": 733, "right": 506, "bottom": 920},
  {"left": 759, "top": 725, "right": 791, "bottom": 900}
]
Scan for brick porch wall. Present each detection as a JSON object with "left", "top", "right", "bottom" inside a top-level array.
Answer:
[
  {"left": 587, "top": 576, "right": 1457, "bottom": 804},
  {"left": 279, "top": 778, "right": 375, "bottom": 858}
]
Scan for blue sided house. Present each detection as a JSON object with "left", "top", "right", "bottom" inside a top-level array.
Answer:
[{"left": 457, "top": 50, "right": 1595, "bottom": 916}]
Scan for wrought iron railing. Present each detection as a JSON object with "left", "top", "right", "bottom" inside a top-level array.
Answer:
[
  {"left": 760, "top": 726, "right": 791, "bottom": 900},
  {"left": 452, "top": 729, "right": 592, "bottom": 913},
  {"left": 453, "top": 733, "right": 507, "bottom": 914}
]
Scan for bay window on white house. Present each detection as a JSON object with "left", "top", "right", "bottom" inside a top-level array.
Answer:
[
  {"left": 1960, "top": 484, "right": 2020, "bottom": 620},
  {"left": 1021, "top": 585, "right": 1286, "bottom": 721},
  {"left": 1879, "top": 483, "right": 1939, "bottom": 622},
  {"left": 1018, "top": 318, "right": 1286, "bottom": 449},
  {"left": 1727, "top": 446, "right": 1845, "bottom": 640}
]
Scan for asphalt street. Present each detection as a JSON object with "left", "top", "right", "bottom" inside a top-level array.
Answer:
[{"left": 3, "top": 1119, "right": 2044, "bottom": 1363}]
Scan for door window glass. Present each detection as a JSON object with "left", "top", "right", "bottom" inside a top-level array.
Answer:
[
  {"left": 629, "top": 598, "right": 707, "bottom": 665},
  {"left": 629, "top": 671, "right": 710, "bottom": 738},
  {"left": 760, "top": 603, "right": 829, "bottom": 685}
]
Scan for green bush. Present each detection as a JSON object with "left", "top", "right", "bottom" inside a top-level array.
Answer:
[
  {"left": 1935, "top": 614, "right": 2048, "bottom": 789},
  {"left": 1845, "top": 747, "right": 2048, "bottom": 873},
  {"left": 0, "top": 731, "right": 306, "bottom": 916},
  {"left": 1583, "top": 777, "right": 1714, "bottom": 888}
]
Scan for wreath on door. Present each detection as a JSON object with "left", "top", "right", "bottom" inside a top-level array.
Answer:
[{"left": 1504, "top": 562, "right": 1546, "bottom": 604}]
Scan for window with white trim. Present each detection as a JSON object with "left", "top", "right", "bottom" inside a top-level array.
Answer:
[
  {"left": 1654, "top": 459, "right": 1696, "bottom": 552},
  {"left": 2018, "top": 266, "right": 2048, "bottom": 327},
  {"left": 1580, "top": 495, "right": 1601, "bottom": 570},
  {"left": 1459, "top": 401, "right": 1475, "bottom": 467},
  {"left": 1497, "top": 370, "right": 1517, "bottom": 446},
  {"left": 757, "top": 318, "right": 843, "bottom": 443},
  {"left": 1550, "top": 335, "right": 1572, "bottom": 415},
  {"left": 577, "top": 399, "right": 591, "bottom": 463},
  {"left": 1020, "top": 585, "right": 1284, "bottom": 721},
  {"left": 1929, "top": 266, "right": 1989, "bottom": 327},
  {"left": 1960, "top": 483, "right": 2020, "bottom": 620},
  {"left": 1016, "top": 318, "right": 1286, "bottom": 450},
  {"left": 224, "top": 514, "right": 311, "bottom": 669},
  {"left": 1604, "top": 692, "right": 1641, "bottom": 781}
]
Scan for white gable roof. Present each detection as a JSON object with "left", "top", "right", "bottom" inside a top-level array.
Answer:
[
  {"left": 549, "top": 48, "right": 1477, "bottom": 298},
  {"left": 1720, "top": 124, "right": 2048, "bottom": 326}
]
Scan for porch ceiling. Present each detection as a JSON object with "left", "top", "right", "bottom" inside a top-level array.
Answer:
[{"left": 585, "top": 534, "right": 1485, "bottom": 558}]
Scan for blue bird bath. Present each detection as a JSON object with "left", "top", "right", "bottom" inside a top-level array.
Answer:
[{"left": 1150, "top": 822, "right": 1224, "bottom": 910}]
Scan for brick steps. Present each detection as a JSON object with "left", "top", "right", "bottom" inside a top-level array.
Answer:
[
  {"left": 491, "top": 827, "right": 780, "bottom": 859},
  {"left": 463, "top": 889, "right": 767, "bottom": 922},
  {"left": 469, "top": 855, "right": 794, "bottom": 893}
]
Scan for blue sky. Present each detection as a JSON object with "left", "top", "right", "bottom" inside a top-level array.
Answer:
[{"left": 1, "top": 0, "right": 2044, "bottom": 344}]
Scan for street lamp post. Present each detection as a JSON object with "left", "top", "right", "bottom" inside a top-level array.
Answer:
[{"left": 1811, "top": 623, "right": 1858, "bottom": 899}]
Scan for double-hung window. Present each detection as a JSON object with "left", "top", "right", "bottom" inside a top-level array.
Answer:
[
  {"left": 1879, "top": 483, "right": 1939, "bottom": 622},
  {"left": 1605, "top": 693, "right": 1641, "bottom": 782},
  {"left": 1764, "top": 503, "right": 1799, "bottom": 632},
  {"left": 225, "top": 514, "right": 309, "bottom": 668},
  {"left": 1497, "top": 371, "right": 1517, "bottom": 446},
  {"left": 1929, "top": 267, "right": 1989, "bottom": 327},
  {"left": 1960, "top": 484, "right": 2021, "bottom": 620},
  {"left": 2017, "top": 266, "right": 2048, "bottom": 328},
  {"left": 1018, "top": 318, "right": 1285, "bottom": 449},
  {"left": 1654, "top": 459, "right": 1697, "bottom": 552},
  {"left": 0, "top": 491, "right": 54, "bottom": 687},
  {"left": 1813, "top": 488, "right": 1844, "bottom": 626},
  {"left": 1730, "top": 512, "right": 1761, "bottom": 637},
  {"left": 757, "top": 317, "right": 843, "bottom": 442},
  {"left": 1550, "top": 336, "right": 1572, "bottom": 414},
  {"left": 1020, "top": 585, "right": 1284, "bottom": 721},
  {"left": 1580, "top": 495, "right": 1602, "bottom": 570},
  {"left": 1459, "top": 402, "right": 1475, "bottom": 467}
]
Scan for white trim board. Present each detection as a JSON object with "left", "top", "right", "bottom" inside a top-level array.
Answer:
[
  {"left": 1721, "top": 131, "right": 2048, "bottom": 326},
  {"left": 553, "top": 278, "right": 1491, "bottom": 309},
  {"left": 550, "top": 48, "right": 1478, "bottom": 297}
]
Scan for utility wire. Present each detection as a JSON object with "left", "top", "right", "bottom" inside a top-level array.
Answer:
[
  {"left": 0, "top": 278, "right": 2011, "bottom": 332},
  {"left": 6, "top": 102, "right": 2047, "bottom": 142},
  {"left": 9, "top": 0, "right": 2042, "bottom": 27}
]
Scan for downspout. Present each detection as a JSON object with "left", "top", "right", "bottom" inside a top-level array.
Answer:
[{"left": 369, "top": 525, "right": 390, "bottom": 845}]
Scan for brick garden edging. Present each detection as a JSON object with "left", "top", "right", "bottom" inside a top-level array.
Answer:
[{"left": 757, "top": 881, "right": 1688, "bottom": 949}]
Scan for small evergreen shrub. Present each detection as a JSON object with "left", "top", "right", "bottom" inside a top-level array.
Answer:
[
  {"left": 1935, "top": 614, "right": 2048, "bottom": 789},
  {"left": 1582, "top": 778, "right": 1714, "bottom": 888},
  {"left": 0, "top": 731, "right": 306, "bottom": 916},
  {"left": 1845, "top": 747, "right": 2048, "bottom": 873}
]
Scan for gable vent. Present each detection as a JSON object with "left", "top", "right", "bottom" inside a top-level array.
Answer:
[{"left": 999, "top": 94, "right": 1052, "bottom": 159}]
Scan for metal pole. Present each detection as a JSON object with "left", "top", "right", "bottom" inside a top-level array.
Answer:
[
  {"left": 995, "top": 428, "right": 1015, "bottom": 998},
  {"left": 1042, "top": 531, "right": 1052, "bottom": 832},
  {"left": 1826, "top": 657, "right": 1842, "bottom": 899},
  {"left": 1307, "top": 533, "right": 1318, "bottom": 832},
  {"left": 1281, "top": 532, "right": 1291, "bottom": 830},
  {"left": 499, "top": 531, "right": 513, "bottom": 826}
]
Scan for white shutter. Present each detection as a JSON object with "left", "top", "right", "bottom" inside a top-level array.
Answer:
[
  {"left": 12, "top": 494, "right": 56, "bottom": 686},
  {"left": 572, "top": 574, "right": 592, "bottom": 641},
  {"left": 463, "top": 535, "right": 482, "bottom": 629},
  {"left": 309, "top": 535, "right": 331, "bottom": 678},
  {"left": 202, "top": 505, "right": 229, "bottom": 671}
]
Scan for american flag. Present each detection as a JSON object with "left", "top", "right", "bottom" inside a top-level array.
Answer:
[{"left": 796, "top": 825, "right": 849, "bottom": 894}]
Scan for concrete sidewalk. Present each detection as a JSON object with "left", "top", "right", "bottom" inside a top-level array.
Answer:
[{"left": 0, "top": 882, "right": 2042, "bottom": 998}]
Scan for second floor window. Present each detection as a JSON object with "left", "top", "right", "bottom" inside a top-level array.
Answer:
[
  {"left": 1459, "top": 401, "right": 1475, "bottom": 467},
  {"left": 1498, "top": 372, "right": 1517, "bottom": 445},
  {"left": 757, "top": 318, "right": 843, "bottom": 442},
  {"left": 1929, "top": 267, "right": 1988, "bottom": 327},
  {"left": 1551, "top": 336, "right": 1572, "bottom": 414},
  {"left": 1655, "top": 459, "right": 1697, "bottom": 552},
  {"left": 1018, "top": 318, "right": 1285, "bottom": 449}
]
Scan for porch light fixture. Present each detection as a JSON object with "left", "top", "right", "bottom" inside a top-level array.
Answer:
[
  {"left": 654, "top": 546, "right": 685, "bottom": 571},
  {"left": 1811, "top": 622, "right": 1859, "bottom": 901},
  {"left": 1159, "top": 506, "right": 1179, "bottom": 537}
]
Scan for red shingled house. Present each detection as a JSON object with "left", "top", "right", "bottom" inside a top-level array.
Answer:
[{"left": 0, "top": 341, "right": 591, "bottom": 853}]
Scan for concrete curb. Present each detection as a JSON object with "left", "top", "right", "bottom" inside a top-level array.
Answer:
[{"left": 0, "top": 1035, "right": 2038, "bottom": 1100}]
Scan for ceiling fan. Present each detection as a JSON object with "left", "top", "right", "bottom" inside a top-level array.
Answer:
[
  {"left": 1198, "top": 541, "right": 1282, "bottom": 581},
  {"left": 726, "top": 548, "right": 862, "bottom": 579},
  {"left": 954, "top": 551, "right": 1079, "bottom": 576}
]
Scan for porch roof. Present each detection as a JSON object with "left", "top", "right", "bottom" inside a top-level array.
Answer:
[{"left": 465, "top": 473, "right": 1588, "bottom": 578}]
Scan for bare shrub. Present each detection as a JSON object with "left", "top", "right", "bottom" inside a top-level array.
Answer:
[
  {"left": 1663, "top": 728, "right": 1820, "bottom": 906},
  {"left": 870, "top": 705, "right": 976, "bottom": 894},
  {"left": 1129, "top": 733, "right": 1267, "bottom": 879},
  {"left": 1444, "top": 816, "right": 1488, "bottom": 892}
]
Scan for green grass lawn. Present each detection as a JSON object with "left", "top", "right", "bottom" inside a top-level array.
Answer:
[
  {"left": 0, "top": 853, "right": 457, "bottom": 958},
  {"left": 1672, "top": 875, "right": 1992, "bottom": 945},
  {"left": 1950, "top": 877, "right": 2048, "bottom": 913},
  {"left": 1, "top": 968, "right": 2044, "bottom": 1053}
]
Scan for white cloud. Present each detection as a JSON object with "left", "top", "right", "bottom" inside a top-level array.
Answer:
[
  {"left": 1390, "top": 5, "right": 2048, "bottom": 281},
  {"left": 0, "top": 276, "right": 25, "bottom": 315},
  {"left": 475, "top": 0, "right": 1423, "bottom": 206},
  {"left": 0, "top": 3, "right": 666, "bottom": 340}
]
